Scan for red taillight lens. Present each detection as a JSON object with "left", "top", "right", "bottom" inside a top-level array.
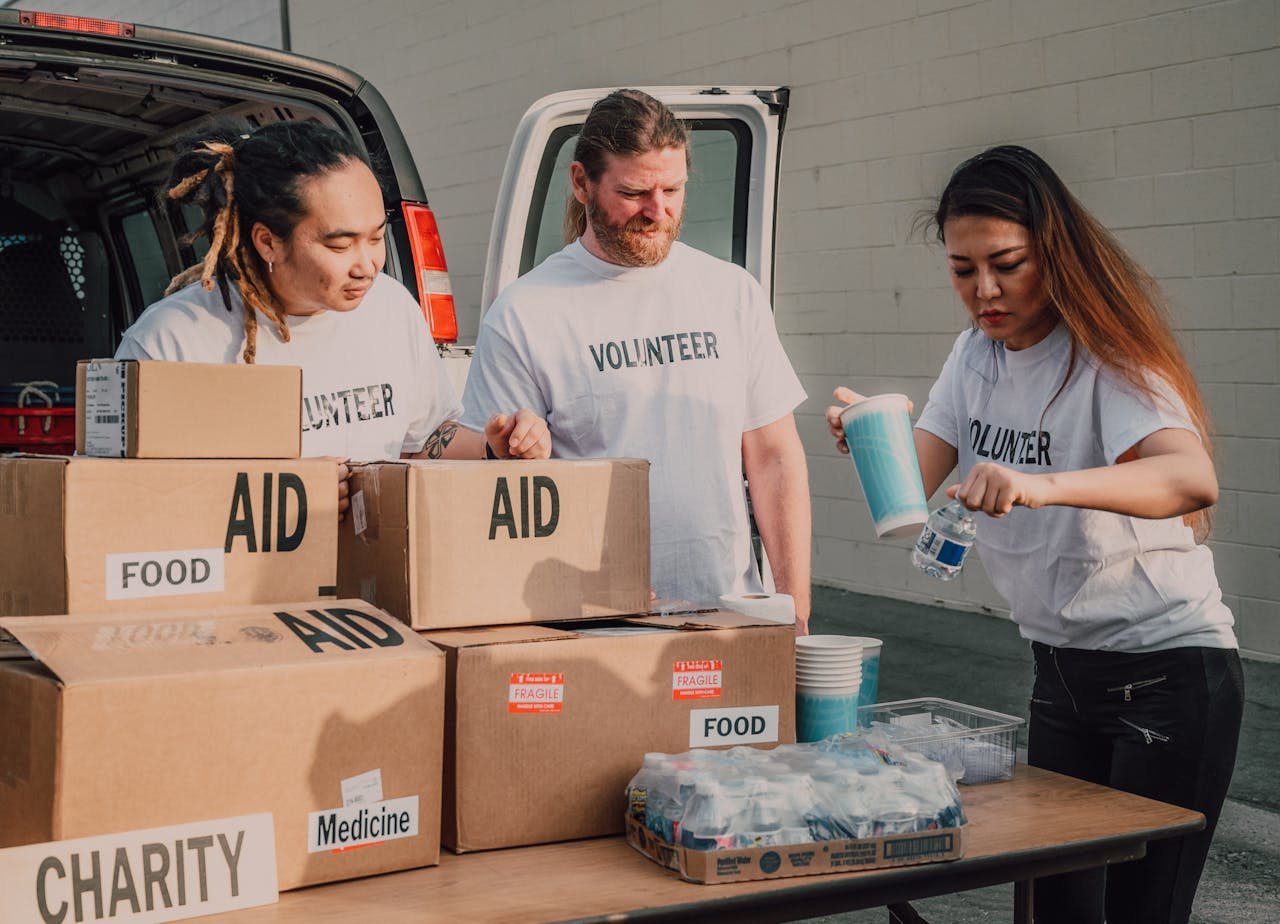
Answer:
[
  {"left": 19, "top": 11, "right": 135, "bottom": 36},
  {"left": 401, "top": 203, "right": 458, "bottom": 344}
]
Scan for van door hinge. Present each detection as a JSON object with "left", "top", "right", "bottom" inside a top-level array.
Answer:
[{"left": 754, "top": 87, "right": 790, "bottom": 115}]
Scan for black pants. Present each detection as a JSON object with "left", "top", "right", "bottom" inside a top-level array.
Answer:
[{"left": 1027, "top": 642, "right": 1243, "bottom": 924}]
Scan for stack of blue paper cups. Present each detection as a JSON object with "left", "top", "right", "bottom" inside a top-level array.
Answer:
[{"left": 795, "top": 635, "right": 863, "bottom": 743}]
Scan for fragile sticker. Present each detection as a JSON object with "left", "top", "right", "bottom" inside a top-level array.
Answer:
[
  {"left": 508, "top": 672, "right": 564, "bottom": 714},
  {"left": 82, "top": 360, "right": 128, "bottom": 457},
  {"left": 672, "top": 659, "right": 723, "bottom": 700}
]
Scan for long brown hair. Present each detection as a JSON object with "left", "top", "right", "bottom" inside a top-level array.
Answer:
[
  {"left": 933, "top": 145, "right": 1215, "bottom": 538},
  {"left": 163, "top": 121, "right": 373, "bottom": 362},
  {"left": 563, "top": 89, "right": 690, "bottom": 243}
]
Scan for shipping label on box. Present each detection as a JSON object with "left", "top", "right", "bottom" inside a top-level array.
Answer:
[
  {"left": 76, "top": 359, "right": 302, "bottom": 459},
  {"left": 339, "top": 459, "right": 650, "bottom": 629},
  {"left": 0, "top": 601, "right": 445, "bottom": 891},
  {"left": 430, "top": 611, "right": 796, "bottom": 853},
  {"left": 0, "top": 456, "right": 338, "bottom": 616}
]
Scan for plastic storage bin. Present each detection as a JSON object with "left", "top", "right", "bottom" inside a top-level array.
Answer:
[{"left": 858, "top": 697, "right": 1023, "bottom": 784}]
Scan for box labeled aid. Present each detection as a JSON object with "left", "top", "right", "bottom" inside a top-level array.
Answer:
[
  {"left": 0, "top": 600, "right": 445, "bottom": 890},
  {"left": 339, "top": 459, "right": 649, "bottom": 629},
  {"left": 0, "top": 455, "right": 337, "bottom": 617}
]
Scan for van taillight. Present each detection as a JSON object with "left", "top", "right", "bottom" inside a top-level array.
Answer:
[
  {"left": 402, "top": 203, "right": 458, "bottom": 344},
  {"left": 19, "top": 11, "right": 135, "bottom": 36}
]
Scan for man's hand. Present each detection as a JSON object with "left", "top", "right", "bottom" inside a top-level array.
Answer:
[
  {"left": 485, "top": 409, "right": 551, "bottom": 460},
  {"left": 947, "top": 462, "right": 1045, "bottom": 517}
]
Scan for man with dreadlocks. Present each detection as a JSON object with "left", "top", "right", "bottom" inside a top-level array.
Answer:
[
  {"left": 462, "top": 90, "right": 812, "bottom": 631},
  {"left": 117, "top": 122, "right": 549, "bottom": 499}
]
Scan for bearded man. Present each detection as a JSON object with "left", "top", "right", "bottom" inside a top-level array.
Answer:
[{"left": 461, "top": 89, "right": 811, "bottom": 631}]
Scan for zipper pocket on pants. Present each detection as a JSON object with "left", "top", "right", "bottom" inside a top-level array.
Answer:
[
  {"left": 1118, "top": 715, "right": 1171, "bottom": 744},
  {"left": 1106, "top": 675, "right": 1167, "bottom": 702}
]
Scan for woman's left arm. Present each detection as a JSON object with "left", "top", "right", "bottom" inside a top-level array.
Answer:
[{"left": 950, "top": 427, "right": 1218, "bottom": 519}]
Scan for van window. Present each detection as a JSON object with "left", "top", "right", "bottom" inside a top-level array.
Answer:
[
  {"left": 119, "top": 210, "right": 172, "bottom": 310},
  {"left": 522, "top": 119, "right": 751, "bottom": 274}
]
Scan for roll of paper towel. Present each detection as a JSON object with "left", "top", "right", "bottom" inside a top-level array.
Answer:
[{"left": 718, "top": 593, "right": 796, "bottom": 624}]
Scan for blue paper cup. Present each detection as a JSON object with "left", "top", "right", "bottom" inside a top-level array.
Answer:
[
  {"left": 846, "top": 637, "right": 882, "bottom": 722},
  {"left": 796, "top": 690, "right": 860, "bottom": 743},
  {"left": 839, "top": 394, "right": 928, "bottom": 538}
]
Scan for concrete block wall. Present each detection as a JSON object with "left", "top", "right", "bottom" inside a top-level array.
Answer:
[{"left": 28, "top": 0, "right": 1279, "bottom": 658}]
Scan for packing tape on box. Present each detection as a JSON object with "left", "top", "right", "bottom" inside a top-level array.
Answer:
[{"left": 718, "top": 593, "right": 795, "bottom": 624}]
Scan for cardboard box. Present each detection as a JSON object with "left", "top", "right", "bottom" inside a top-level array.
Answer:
[
  {"left": 428, "top": 608, "right": 796, "bottom": 852},
  {"left": 625, "top": 816, "right": 963, "bottom": 884},
  {"left": 0, "top": 455, "right": 337, "bottom": 617},
  {"left": 0, "top": 600, "right": 446, "bottom": 890},
  {"left": 339, "top": 459, "right": 649, "bottom": 629},
  {"left": 75, "top": 359, "right": 301, "bottom": 458}
]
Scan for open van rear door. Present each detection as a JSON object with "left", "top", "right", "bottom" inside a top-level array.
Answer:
[{"left": 480, "top": 86, "right": 789, "bottom": 319}]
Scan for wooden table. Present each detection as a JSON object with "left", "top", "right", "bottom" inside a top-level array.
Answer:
[{"left": 209, "top": 765, "right": 1203, "bottom": 923}]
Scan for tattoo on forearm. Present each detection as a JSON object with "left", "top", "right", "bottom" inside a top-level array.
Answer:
[{"left": 423, "top": 422, "right": 458, "bottom": 459}]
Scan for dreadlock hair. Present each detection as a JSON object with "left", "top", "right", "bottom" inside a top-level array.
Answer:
[
  {"left": 164, "top": 120, "right": 374, "bottom": 363},
  {"left": 930, "top": 144, "right": 1215, "bottom": 539},
  {"left": 563, "top": 89, "right": 690, "bottom": 244}
]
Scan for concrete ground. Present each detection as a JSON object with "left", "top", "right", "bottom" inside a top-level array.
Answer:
[{"left": 799, "top": 585, "right": 1280, "bottom": 924}]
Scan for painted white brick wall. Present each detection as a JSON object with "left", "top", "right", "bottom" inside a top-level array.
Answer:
[{"left": 26, "top": 1, "right": 1278, "bottom": 658}]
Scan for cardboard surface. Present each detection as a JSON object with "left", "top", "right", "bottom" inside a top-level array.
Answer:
[
  {"left": 429, "top": 611, "right": 796, "bottom": 852},
  {"left": 76, "top": 359, "right": 302, "bottom": 459},
  {"left": 0, "top": 600, "right": 445, "bottom": 891},
  {"left": 340, "top": 459, "right": 650, "bottom": 629},
  {"left": 0, "top": 456, "right": 338, "bottom": 617},
  {"left": 625, "top": 816, "right": 963, "bottom": 884}
]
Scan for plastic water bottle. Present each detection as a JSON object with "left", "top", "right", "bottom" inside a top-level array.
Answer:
[{"left": 912, "top": 501, "right": 976, "bottom": 580}]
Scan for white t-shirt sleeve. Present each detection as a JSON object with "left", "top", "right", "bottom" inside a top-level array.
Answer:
[
  {"left": 398, "top": 294, "right": 464, "bottom": 455},
  {"left": 113, "top": 333, "right": 155, "bottom": 360},
  {"left": 914, "top": 332, "right": 966, "bottom": 449},
  {"left": 459, "top": 304, "right": 547, "bottom": 433},
  {"left": 1097, "top": 369, "right": 1199, "bottom": 465},
  {"left": 742, "top": 275, "right": 806, "bottom": 431}
]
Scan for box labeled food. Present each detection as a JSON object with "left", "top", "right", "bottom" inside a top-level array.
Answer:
[
  {"left": 427, "top": 608, "right": 795, "bottom": 852},
  {"left": 625, "top": 815, "right": 962, "bottom": 884},
  {"left": 339, "top": 459, "right": 649, "bottom": 629},
  {"left": 76, "top": 359, "right": 301, "bottom": 459},
  {"left": 0, "top": 600, "right": 445, "bottom": 891},
  {"left": 0, "top": 455, "right": 337, "bottom": 617}
]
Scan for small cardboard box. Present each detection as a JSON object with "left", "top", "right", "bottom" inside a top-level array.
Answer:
[
  {"left": 0, "top": 455, "right": 337, "bottom": 617},
  {"left": 428, "top": 608, "right": 796, "bottom": 852},
  {"left": 75, "top": 359, "right": 301, "bottom": 459},
  {"left": 0, "top": 600, "right": 445, "bottom": 890},
  {"left": 625, "top": 815, "right": 963, "bottom": 884},
  {"left": 339, "top": 459, "right": 649, "bottom": 629}
]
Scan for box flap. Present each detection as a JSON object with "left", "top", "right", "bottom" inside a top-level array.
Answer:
[
  {"left": 423, "top": 625, "right": 576, "bottom": 651},
  {"left": 0, "top": 599, "right": 438, "bottom": 685},
  {"left": 621, "top": 608, "right": 783, "bottom": 631}
]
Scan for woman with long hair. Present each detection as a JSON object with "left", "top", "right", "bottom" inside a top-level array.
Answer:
[
  {"left": 118, "top": 121, "right": 549, "bottom": 474},
  {"left": 827, "top": 145, "right": 1242, "bottom": 924}
]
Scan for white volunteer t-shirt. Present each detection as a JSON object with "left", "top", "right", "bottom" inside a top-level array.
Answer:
[
  {"left": 116, "top": 273, "right": 462, "bottom": 461},
  {"left": 461, "top": 240, "right": 806, "bottom": 606},
  {"left": 916, "top": 323, "right": 1235, "bottom": 652}
]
